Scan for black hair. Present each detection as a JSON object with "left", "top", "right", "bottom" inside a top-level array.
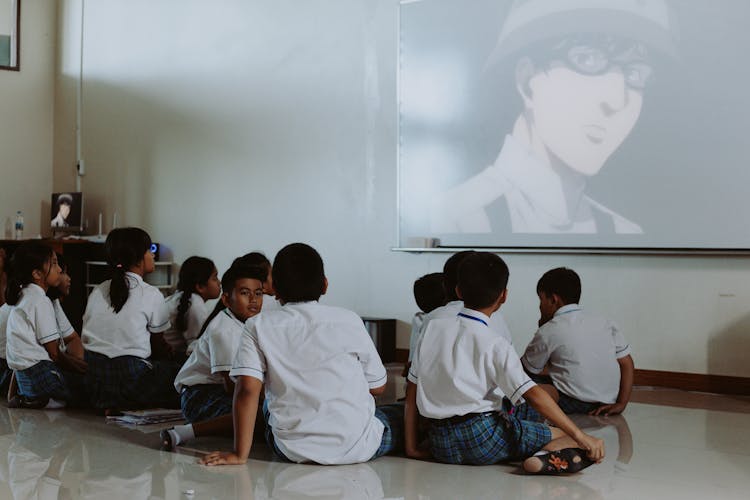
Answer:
[
  {"left": 272, "top": 243, "right": 325, "bottom": 303},
  {"left": 536, "top": 267, "right": 581, "bottom": 304},
  {"left": 56, "top": 193, "right": 73, "bottom": 207},
  {"left": 174, "top": 256, "right": 216, "bottom": 332},
  {"left": 46, "top": 253, "right": 68, "bottom": 302},
  {"left": 5, "top": 241, "right": 55, "bottom": 306},
  {"left": 442, "top": 251, "right": 474, "bottom": 302},
  {"left": 197, "top": 264, "right": 267, "bottom": 338},
  {"left": 413, "top": 272, "right": 445, "bottom": 313},
  {"left": 231, "top": 252, "right": 271, "bottom": 280},
  {"left": 457, "top": 252, "right": 509, "bottom": 310},
  {"left": 105, "top": 227, "right": 152, "bottom": 313}
]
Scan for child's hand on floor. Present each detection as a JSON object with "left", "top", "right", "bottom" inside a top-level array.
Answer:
[
  {"left": 590, "top": 402, "right": 626, "bottom": 416},
  {"left": 200, "top": 451, "right": 247, "bottom": 466}
]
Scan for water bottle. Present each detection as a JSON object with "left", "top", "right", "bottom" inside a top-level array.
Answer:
[{"left": 14, "top": 211, "right": 23, "bottom": 240}]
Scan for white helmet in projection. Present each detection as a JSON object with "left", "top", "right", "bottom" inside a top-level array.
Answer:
[{"left": 486, "top": 0, "right": 680, "bottom": 66}]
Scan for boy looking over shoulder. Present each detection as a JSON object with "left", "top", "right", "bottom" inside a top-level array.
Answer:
[
  {"left": 521, "top": 268, "right": 634, "bottom": 416},
  {"left": 405, "top": 252, "right": 604, "bottom": 474},
  {"left": 201, "top": 243, "right": 402, "bottom": 466}
]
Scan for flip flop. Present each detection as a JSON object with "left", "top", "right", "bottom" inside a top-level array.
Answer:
[{"left": 525, "top": 448, "right": 594, "bottom": 475}]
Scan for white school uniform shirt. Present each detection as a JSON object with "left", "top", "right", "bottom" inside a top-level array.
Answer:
[
  {"left": 407, "top": 311, "right": 425, "bottom": 358},
  {"left": 6, "top": 284, "right": 71, "bottom": 371},
  {"left": 0, "top": 303, "right": 12, "bottom": 359},
  {"left": 82, "top": 272, "right": 170, "bottom": 359},
  {"left": 163, "top": 291, "right": 209, "bottom": 354},
  {"left": 230, "top": 301, "right": 387, "bottom": 465},
  {"left": 174, "top": 309, "right": 245, "bottom": 393},
  {"left": 409, "top": 300, "right": 514, "bottom": 362},
  {"left": 521, "top": 304, "right": 631, "bottom": 404},
  {"left": 408, "top": 307, "right": 535, "bottom": 419},
  {"left": 52, "top": 299, "right": 75, "bottom": 346}
]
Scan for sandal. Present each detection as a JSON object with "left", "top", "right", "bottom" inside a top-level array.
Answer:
[{"left": 525, "top": 448, "right": 594, "bottom": 475}]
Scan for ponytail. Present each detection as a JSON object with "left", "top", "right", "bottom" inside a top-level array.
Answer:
[
  {"left": 197, "top": 300, "right": 226, "bottom": 339},
  {"left": 105, "top": 227, "right": 152, "bottom": 313},
  {"left": 174, "top": 256, "right": 215, "bottom": 332},
  {"left": 5, "top": 242, "right": 55, "bottom": 306}
]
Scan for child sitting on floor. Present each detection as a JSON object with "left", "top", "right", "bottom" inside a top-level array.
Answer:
[
  {"left": 521, "top": 267, "right": 634, "bottom": 416},
  {"left": 201, "top": 243, "right": 403, "bottom": 466},
  {"left": 160, "top": 264, "right": 266, "bottom": 449},
  {"left": 405, "top": 252, "right": 604, "bottom": 474}
]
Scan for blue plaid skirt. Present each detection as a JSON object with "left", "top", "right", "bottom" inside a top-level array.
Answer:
[
  {"left": 85, "top": 351, "right": 180, "bottom": 410},
  {"left": 263, "top": 402, "right": 405, "bottom": 462},
  {"left": 180, "top": 384, "right": 232, "bottom": 423},
  {"left": 15, "top": 360, "right": 87, "bottom": 406},
  {"left": 428, "top": 409, "right": 552, "bottom": 465}
]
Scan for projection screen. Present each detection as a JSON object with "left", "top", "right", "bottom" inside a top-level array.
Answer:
[{"left": 398, "top": 0, "right": 750, "bottom": 251}]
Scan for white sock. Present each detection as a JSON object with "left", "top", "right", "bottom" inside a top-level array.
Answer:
[
  {"left": 172, "top": 424, "right": 195, "bottom": 445},
  {"left": 44, "top": 398, "right": 67, "bottom": 409}
]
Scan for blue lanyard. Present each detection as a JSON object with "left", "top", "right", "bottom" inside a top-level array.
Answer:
[
  {"left": 555, "top": 308, "right": 582, "bottom": 317},
  {"left": 457, "top": 312, "right": 488, "bottom": 326}
]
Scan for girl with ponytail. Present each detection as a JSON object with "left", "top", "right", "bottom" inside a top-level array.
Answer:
[
  {"left": 81, "top": 227, "right": 180, "bottom": 411},
  {"left": 163, "top": 257, "right": 220, "bottom": 358},
  {"left": 4, "top": 242, "right": 87, "bottom": 409}
]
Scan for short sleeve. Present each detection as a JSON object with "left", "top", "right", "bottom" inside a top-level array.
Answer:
[
  {"left": 492, "top": 342, "right": 535, "bottom": 405},
  {"left": 355, "top": 325, "right": 387, "bottom": 389},
  {"left": 406, "top": 330, "right": 422, "bottom": 385},
  {"left": 611, "top": 321, "right": 631, "bottom": 359},
  {"left": 34, "top": 298, "right": 61, "bottom": 345},
  {"left": 209, "top": 325, "right": 236, "bottom": 374},
  {"left": 521, "top": 329, "right": 550, "bottom": 374},
  {"left": 407, "top": 312, "right": 423, "bottom": 362},
  {"left": 229, "top": 321, "right": 265, "bottom": 382},
  {"left": 184, "top": 295, "right": 209, "bottom": 345},
  {"left": 53, "top": 299, "right": 75, "bottom": 338},
  {"left": 147, "top": 291, "right": 171, "bottom": 333}
]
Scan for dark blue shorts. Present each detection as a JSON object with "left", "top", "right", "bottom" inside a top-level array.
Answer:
[
  {"left": 180, "top": 384, "right": 232, "bottom": 423},
  {"left": 428, "top": 410, "right": 552, "bottom": 465},
  {"left": 15, "top": 360, "right": 86, "bottom": 406},
  {"left": 85, "top": 351, "right": 180, "bottom": 410},
  {"left": 0, "top": 357, "right": 12, "bottom": 396},
  {"left": 556, "top": 392, "right": 600, "bottom": 415}
]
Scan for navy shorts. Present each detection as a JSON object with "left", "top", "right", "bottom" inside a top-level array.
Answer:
[
  {"left": 0, "top": 357, "right": 13, "bottom": 396},
  {"left": 15, "top": 360, "right": 87, "bottom": 406},
  {"left": 85, "top": 351, "right": 180, "bottom": 410},
  {"left": 180, "top": 384, "right": 232, "bottom": 423},
  {"left": 557, "top": 392, "right": 600, "bottom": 415},
  {"left": 428, "top": 410, "right": 552, "bottom": 465}
]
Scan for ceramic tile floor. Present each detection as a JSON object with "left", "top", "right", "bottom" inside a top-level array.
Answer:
[{"left": 0, "top": 386, "right": 748, "bottom": 499}]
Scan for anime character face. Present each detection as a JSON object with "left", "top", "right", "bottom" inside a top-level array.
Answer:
[{"left": 520, "top": 36, "right": 653, "bottom": 176}]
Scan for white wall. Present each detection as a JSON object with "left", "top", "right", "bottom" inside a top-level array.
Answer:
[
  {"left": 53, "top": 0, "right": 750, "bottom": 378},
  {"left": 0, "top": 0, "right": 56, "bottom": 238}
]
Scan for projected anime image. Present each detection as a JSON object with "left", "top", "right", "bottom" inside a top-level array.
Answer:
[
  {"left": 398, "top": 0, "right": 704, "bottom": 247},
  {"left": 433, "top": 0, "right": 676, "bottom": 234}
]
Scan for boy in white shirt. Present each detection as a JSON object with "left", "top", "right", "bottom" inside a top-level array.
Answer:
[
  {"left": 412, "top": 251, "right": 514, "bottom": 356},
  {"left": 521, "top": 268, "right": 634, "bottom": 416},
  {"left": 406, "top": 252, "right": 604, "bottom": 474},
  {"left": 201, "top": 243, "right": 402, "bottom": 466}
]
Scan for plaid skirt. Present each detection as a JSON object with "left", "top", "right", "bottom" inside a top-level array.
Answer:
[
  {"left": 85, "top": 351, "right": 180, "bottom": 410},
  {"left": 428, "top": 409, "right": 552, "bottom": 465},
  {"left": 15, "top": 360, "right": 87, "bottom": 406},
  {"left": 180, "top": 384, "right": 232, "bottom": 423}
]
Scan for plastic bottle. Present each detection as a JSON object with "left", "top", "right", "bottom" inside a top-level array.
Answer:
[{"left": 14, "top": 211, "right": 23, "bottom": 240}]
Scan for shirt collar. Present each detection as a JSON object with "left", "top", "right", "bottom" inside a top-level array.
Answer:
[
  {"left": 554, "top": 303, "right": 582, "bottom": 317},
  {"left": 458, "top": 307, "right": 491, "bottom": 326},
  {"left": 24, "top": 283, "right": 46, "bottom": 298}
]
